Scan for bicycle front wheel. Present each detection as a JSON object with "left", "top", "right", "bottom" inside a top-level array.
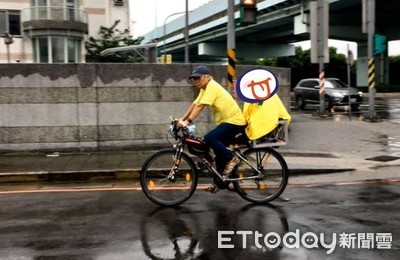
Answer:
[
  {"left": 233, "top": 148, "right": 289, "bottom": 203},
  {"left": 141, "top": 149, "right": 198, "bottom": 206}
]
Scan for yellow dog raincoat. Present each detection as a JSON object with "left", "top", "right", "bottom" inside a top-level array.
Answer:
[{"left": 243, "top": 94, "right": 291, "bottom": 140}]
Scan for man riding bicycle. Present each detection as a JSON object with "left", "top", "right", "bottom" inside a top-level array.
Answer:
[{"left": 177, "top": 65, "right": 246, "bottom": 193}]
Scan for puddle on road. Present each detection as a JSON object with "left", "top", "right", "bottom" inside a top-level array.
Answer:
[
  {"left": 363, "top": 134, "right": 400, "bottom": 158},
  {"left": 388, "top": 136, "right": 400, "bottom": 157}
]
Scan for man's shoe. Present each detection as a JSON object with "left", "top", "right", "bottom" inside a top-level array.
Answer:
[
  {"left": 205, "top": 184, "right": 219, "bottom": 194},
  {"left": 223, "top": 156, "right": 240, "bottom": 176}
]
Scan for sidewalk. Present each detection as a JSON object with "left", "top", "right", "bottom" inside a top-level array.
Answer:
[
  {"left": 0, "top": 150, "right": 154, "bottom": 183},
  {"left": 0, "top": 148, "right": 398, "bottom": 183},
  {"left": 0, "top": 150, "right": 353, "bottom": 183},
  {"left": 0, "top": 112, "right": 399, "bottom": 183}
]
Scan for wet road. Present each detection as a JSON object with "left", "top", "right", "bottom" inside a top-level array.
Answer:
[
  {"left": 290, "top": 97, "right": 400, "bottom": 124},
  {"left": 289, "top": 96, "right": 400, "bottom": 158},
  {"left": 0, "top": 181, "right": 398, "bottom": 259}
]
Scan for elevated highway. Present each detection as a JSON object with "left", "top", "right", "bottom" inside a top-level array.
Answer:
[{"left": 144, "top": 0, "right": 400, "bottom": 86}]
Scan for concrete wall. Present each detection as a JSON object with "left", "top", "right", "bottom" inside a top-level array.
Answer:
[{"left": 0, "top": 64, "right": 290, "bottom": 152}]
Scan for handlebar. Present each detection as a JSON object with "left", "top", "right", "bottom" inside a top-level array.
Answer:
[
  {"left": 168, "top": 116, "right": 196, "bottom": 142},
  {"left": 169, "top": 117, "right": 188, "bottom": 141}
]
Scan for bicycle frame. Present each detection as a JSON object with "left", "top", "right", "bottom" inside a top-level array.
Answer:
[
  {"left": 173, "top": 132, "right": 264, "bottom": 183},
  {"left": 195, "top": 149, "right": 265, "bottom": 182}
]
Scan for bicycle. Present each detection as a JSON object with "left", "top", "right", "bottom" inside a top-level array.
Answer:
[
  {"left": 140, "top": 205, "right": 289, "bottom": 259},
  {"left": 140, "top": 117, "right": 289, "bottom": 206}
]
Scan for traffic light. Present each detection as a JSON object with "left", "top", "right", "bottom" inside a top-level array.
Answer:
[
  {"left": 240, "top": 0, "right": 257, "bottom": 25},
  {"left": 374, "top": 34, "right": 387, "bottom": 55}
]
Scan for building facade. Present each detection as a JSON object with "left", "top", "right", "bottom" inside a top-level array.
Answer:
[{"left": 0, "top": 0, "right": 131, "bottom": 63}]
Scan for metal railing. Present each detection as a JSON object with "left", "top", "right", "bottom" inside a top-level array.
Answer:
[{"left": 21, "top": 6, "right": 88, "bottom": 24}]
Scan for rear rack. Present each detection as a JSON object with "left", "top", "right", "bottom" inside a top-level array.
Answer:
[{"left": 250, "top": 120, "right": 288, "bottom": 148}]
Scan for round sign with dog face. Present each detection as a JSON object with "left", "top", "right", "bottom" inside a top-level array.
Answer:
[{"left": 236, "top": 68, "right": 279, "bottom": 103}]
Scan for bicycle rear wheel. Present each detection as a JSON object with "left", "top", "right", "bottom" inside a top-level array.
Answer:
[
  {"left": 232, "top": 148, "right": 288, "bottom": 203},
  {"left": 141, "top": 149, "right": 198, "bottom": 206}
]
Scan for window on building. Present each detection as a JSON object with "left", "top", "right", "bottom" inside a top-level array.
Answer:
[
  {"left": 31, "top": 0, "right": 48, "bottom": 6},
  {"left": 0, "top": 10, "right": 21, "bottom": 36},
  {"left": 52, "top": 37, "right": 64, "bottom": 63},
  {"left": 34, "top": 38, "right": 49, "bottom": 63},
  {"left": 0, "top": 11, "right": 6, "bottom": 34},
  {"left": 68, "top": 38, "right": 80, "bottom": 62},
  {"left": 33, "top": 36, "right": 81, "bottom": 63},
  {"left": 66, "top": 0, "right": 77, "bottom": 20},
  {"left": 31, "top": 0, "right": 79, "bottom": 20},
  {"left": 30, "top": 0, "right": 49, "bottom": 20}
]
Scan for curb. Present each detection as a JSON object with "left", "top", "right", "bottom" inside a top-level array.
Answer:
[
  {"left": 0, "top": 167, "right": 356, "bottom": 184},
  {"left": 0, "top": 169, "right": 141, "bottom": 183},
  {"left": 289, "top": 168, "right": 355, "bottom": 175}
]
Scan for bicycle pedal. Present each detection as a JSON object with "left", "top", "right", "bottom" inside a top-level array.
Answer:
[
  {"left": 205, "top": 184, "right": 219, "bottom": 194},
  {"left": 227, "top": 183, "right": 236, "bottom": 192}
]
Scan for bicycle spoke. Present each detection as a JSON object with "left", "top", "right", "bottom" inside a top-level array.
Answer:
[
  {"left": 233, "top": 149, "right": 288, "bottom": 203},
  {"left": 141, "top": 150, "right": 198, "bottom": 206}
]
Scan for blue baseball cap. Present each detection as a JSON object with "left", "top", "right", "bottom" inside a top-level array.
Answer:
[{"left": 189, "top": 66, "right": 210, "bottom": 79}]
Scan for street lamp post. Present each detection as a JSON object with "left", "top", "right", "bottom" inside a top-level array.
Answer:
[
  {"left": 367, "top": 0, "right": 376, "bottom": 120},
  {"left": 163, "top": 11, "right": 186, "bottom": 61},
  {"left": 184, "top": 0, "right": 189, "bottom": 63},
  {"left": 227, "top": 0, "right": 236, "bottom": 91},
  {"left": 4, "top": 32, "right": 14, "bottom": 63}
]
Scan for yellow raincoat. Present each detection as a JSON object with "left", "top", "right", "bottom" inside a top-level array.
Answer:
[{"left": 243, "top": 94, "right": 291, "bottom": 140}]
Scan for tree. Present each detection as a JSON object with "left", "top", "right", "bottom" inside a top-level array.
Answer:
[{"left": 85, "top": 20, "right": 144, "bottom": 62}]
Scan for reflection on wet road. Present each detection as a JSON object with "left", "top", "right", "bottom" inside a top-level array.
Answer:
[
  {"left": 141, "top": 204, "right": 288, "bottom": 259},
  {"left": 0, "top": 182, "right": 398, "bottom": 259},
  {"left": 388, "top": 136, "right": 400, "bottom": 157}
]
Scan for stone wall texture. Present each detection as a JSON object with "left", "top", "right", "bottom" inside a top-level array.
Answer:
[{"left": 0, "top": 64, "right": 290, "bottom": 152}]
